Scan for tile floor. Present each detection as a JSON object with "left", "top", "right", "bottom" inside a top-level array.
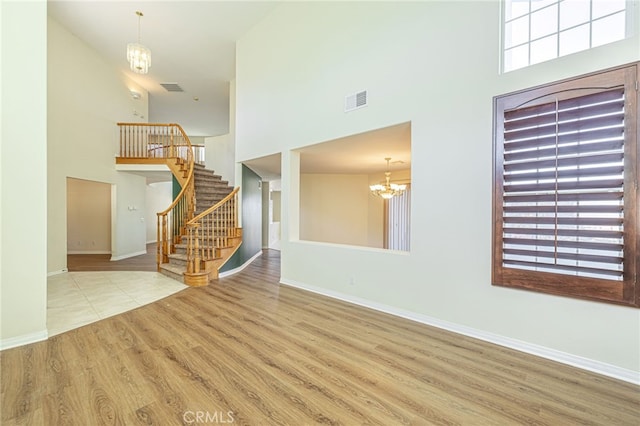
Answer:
[{"left": 47, "top": 271, "right": 186, "bottom": 336}]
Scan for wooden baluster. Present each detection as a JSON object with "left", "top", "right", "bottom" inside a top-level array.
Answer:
[
  {"left": 210, "top": 211, "right": 214, "bottom": 250},
  {"left": 221, "top": 201, "right": 224, "bottom": 244},
  {"left": 187, "top": 225, "right": 193, "bottom": 273},
  {"left": 148, "top": 130, "right": 152, "bottom": 158},
  {"left": 202, "top": 217, "right": 207, "bottom": 261},
  {"left": 234, "top": 195, "right": 237, "bottom": 235},
  {"left": 225, "top": 199, "right": 229, "bottom": 246},
  {"left": 193, "top": 224, "right": 200, "bottom": 273},
  {"left": 214, "top": 207, "right": 218, "bottom": 249},
  {"left": 125, "top": 125, "right": 130, "bottom": 157},
  {"left": 224, "top": 200, "right": 228, "bottom": 247},
  {"left": 170, "top": 125, "right": 175, "bottom": 158},
  {"left": 133, "top": 125, "right": 138, "bottom": 157},
  {"left": 200, "top": 218, "right": 205, "bottom": 263},
  {"left": 156, "top": 214, "right": 161, "bottom": 271},
  {"left": 210, "top": 214, "right": 214, "bottom": 259},
  {"left": 163, "top": 126, "right": 165, "bottom": 158}
]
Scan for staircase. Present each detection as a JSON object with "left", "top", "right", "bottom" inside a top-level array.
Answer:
[
  {"left": 193, "top": 164, "right": 233, "bottom": 215},
  {"left": 159, "top": 164, "right": 238, "bottom": 284},
  {"left": 116, "top": 123, "right": 242, "bottom": 286}
]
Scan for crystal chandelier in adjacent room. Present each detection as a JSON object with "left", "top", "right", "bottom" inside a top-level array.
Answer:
[
  {"left": 127, "top": 11, "right": 151, "bottom": 74},
  {"left": 370, "top": 157, "right": 406, "bottom": 199}
]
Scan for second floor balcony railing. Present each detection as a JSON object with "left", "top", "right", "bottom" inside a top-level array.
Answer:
[{"left": 117, "top": 122, "right": 204, "bottom": 164}]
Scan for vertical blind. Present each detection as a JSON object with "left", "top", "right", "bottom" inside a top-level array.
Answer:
[
  {"left": 387, "top": 185, "right": 411, "bottom": 251},
  {"left": 501, "top": 87, "right": 625, "bottom": 281}
]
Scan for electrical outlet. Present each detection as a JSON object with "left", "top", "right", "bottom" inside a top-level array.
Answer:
[{"left": 349, "top": 277, "right": 355, "bottom": 286}]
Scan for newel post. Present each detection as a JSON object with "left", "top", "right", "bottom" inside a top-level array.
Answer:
[
  {"left": 187, "top": 223, "right": 201, "bottom": 274},
  {"left": 160, "top": 213, "right": 169, "bottom": 263}
]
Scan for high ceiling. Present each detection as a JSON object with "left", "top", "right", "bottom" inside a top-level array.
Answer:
[
  {"left": 49, "top": 1, "right": 412, "bottom": 181},
  {"left": 48, "top": 1, "right": 279, "bottom": 137}
]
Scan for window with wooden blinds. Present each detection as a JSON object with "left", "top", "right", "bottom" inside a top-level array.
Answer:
[{"left": 492, "top": 63, "right": 639, "bottom": 307}]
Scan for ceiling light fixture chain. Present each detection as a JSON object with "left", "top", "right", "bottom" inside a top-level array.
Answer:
[
  {"left": 126, "top": 10, "right": 151, "bottom": 74},
  {"left": 370, "top": 157, "right": 406, "bottom": 199}
]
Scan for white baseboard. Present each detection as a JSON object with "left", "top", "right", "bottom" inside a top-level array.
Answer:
[
  {"left": 0, "top": 330, "right": 48, "bottom": 351},
  {"left": 280, "top": 278, "right": 640, "bottom": 386},
  {"left": 47, "top": 268, "right": 68, "bottom": 277},
  {"left": 111, "top": 250, "right": 146, "bottom": 261},
  {"left": 219, "top": 251, "right": 262, "bottom": 278},
  {"left": 67, "top": 250, "right": 111, "bottom": 255},
  {"left": 146, "top": 239, "right": 157, "bottom": 244}
]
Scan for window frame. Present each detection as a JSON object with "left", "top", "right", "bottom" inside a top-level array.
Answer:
[
  {"left": 492, "top": 63, "right": 639, "bottom": 307},
  {"left": 501, "top": 0, "right": 634, "bottom": 73}
]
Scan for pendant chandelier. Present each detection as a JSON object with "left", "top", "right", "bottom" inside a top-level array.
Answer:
[
  {"left": 370, "top": 157, "right": 406, "bottom": 199},
  {"left": 127, "top": 11, "right": 151, "bottom": 74}
]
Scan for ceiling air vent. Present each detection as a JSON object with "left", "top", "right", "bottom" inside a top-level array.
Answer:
[
  {"left": 160, "top": 83, "right": 184, "bottom": 92},
  {"left": 345, "top": 90, "right": 368, "bottom": 112}
]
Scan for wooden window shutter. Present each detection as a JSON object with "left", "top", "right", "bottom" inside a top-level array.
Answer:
[{"left": 492, "top": 63, "right": 639, "bottom": 307}]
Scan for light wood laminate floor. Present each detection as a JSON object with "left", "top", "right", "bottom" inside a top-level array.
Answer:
[{"left": 2, "top": 250, "right": 639, "bottom": 425}]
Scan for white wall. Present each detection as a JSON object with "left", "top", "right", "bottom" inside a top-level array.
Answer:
[
  {"left": 145, "top": 181, "right": 172, "bottom": 243},
  {"left": 48, "top": 16, "right": 149, "bottom": 272},
  {"left": 67, "top": 178, "right": 111, "bottom": 253},
  {"left": 0, "top": 0, "right": 48, "bottom": 348},
  {"left": 205, "top": 133, "right": 235, "bottom": 185},
  {"left": 300, "top": 173, "right": 383, "bottom": 247},
  {"left": 236, "top": 1, "right": 640, "bottom": 377},
  {"left": 205, "top": 79, "right": 236, "bottom": 185}
]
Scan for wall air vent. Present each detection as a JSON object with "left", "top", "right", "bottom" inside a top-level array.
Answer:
[
  {"left": 344, "top": 90, "right": 368, "bottom": 112},
  {"left": 160, "top": 83, "right": 184, "bottom": 92}
]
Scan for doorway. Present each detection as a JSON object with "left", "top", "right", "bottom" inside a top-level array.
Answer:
[{"left": 66, "top": 178, "right": 111, "bottom": 255}]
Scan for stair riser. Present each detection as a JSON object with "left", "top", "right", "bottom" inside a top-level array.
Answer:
[
  {"left": 196, "top": 197, "right": 232, "bottom": 203},
  {"left": 194, "top": 176, "right": 225, "bottom": 183},
  {"left": 159, "top": 267, "right": 184, "bottom": 283},
  {"left": 168, "top": 257, "right": 188, "bottom": 267},
  {"left": 196, "top": 190, "right": 227, "bottom": 197},
  {"left": 196, "top": 196, "right": 233, "bottom": 203},
  {"left": 196, "top": 187, "right": 232, "bottom": 193}
]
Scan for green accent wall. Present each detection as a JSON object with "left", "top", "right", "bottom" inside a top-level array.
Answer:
[
  {"left": 172, "top": 175, "right": 181, "bottom": 198},
  {"left": 220, "top": 165, "right": 263, "bottom": 272}
]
